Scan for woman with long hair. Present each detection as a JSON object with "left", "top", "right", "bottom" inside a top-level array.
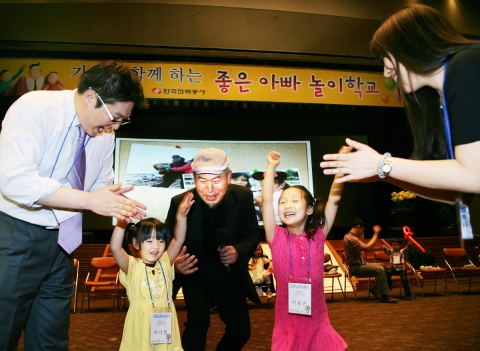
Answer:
[{"left": 321, "top": 4, "right": 480, "bottom": 205}]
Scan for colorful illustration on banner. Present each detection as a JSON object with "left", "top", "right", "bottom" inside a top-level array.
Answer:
[
  {"left": 0, "top": 64, "right": 26, "bottom": 95},
  {"left": 381, "top": 94, "right": 389, "bottom": 104},
  {"left": 393, "top": 87, "right": 402, "bottom": 101},
  {"left": 0, "top": 58, "right": 404, "bottom": 107},
  {"left": 383, "top": 76, "right": 396, "bottom": 91},
  {"left": 43, "top": 72, "right": 65, "bottom": 91},
  {"left": 5, "top": 62, "right": 45, "bottom": 96}
]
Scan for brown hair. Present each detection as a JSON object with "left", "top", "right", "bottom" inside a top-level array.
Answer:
[{"left": 370, "top": 4, "right": 476, "bottom": 160}]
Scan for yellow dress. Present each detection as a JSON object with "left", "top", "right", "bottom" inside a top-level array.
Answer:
[{"left": 119, "top": 253, "right": 182, "bottom": 351}]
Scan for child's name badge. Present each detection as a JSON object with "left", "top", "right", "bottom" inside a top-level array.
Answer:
[
  {"left": 150, "top": 312, "right": 172, "bottom": 344},
  {"left": 393, "top": 255, "right": 400, "bottom": 265},
  {"left": 288, "top": 278, "right": 312, "bottom": 316}
]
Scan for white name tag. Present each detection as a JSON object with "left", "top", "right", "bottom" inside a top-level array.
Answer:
[
  {"left": 393, "top": 255, "right": 400, "bottom": 264},
  {"left": 288, "top": 278, "right": 312, "bottom": 315},
  {"left": 150, "top": 312, "right": 172, "bottom": 344}
]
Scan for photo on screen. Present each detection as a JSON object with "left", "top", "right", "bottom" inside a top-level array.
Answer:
[
  {"left": 123, "top": 144, "right": 201, "bottom": 189},
  {"left": 114, "top": 139, "right": 312, "bottom": 225}
]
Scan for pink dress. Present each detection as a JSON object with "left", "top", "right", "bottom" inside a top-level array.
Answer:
[{"left": 268, "top": 225, "right": 347, "bottom": 351}]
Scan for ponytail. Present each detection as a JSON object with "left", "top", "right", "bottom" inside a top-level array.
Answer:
[
  {"left": 122, "top": 222, "right": 136, "bottom": 256},
  {"left": 307, "top": 197, "right": 327, "bottom": 239}
]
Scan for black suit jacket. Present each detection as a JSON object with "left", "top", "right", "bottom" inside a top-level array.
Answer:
[{"left": 166, "top": 184, "right": 261, "bottom": 304}]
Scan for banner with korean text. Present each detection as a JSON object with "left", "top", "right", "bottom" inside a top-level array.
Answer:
[{"left": 0, "top": 58, "right": 402, "bottom": 107}]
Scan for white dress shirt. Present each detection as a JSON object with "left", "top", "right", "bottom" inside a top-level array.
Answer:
[{"left": 0, "top": 89, "right": 115, "bottom": 227}]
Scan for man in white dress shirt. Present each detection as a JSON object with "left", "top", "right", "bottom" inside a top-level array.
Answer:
[{"left": 0, "top": 60, "right": 148, "bottom": 351}]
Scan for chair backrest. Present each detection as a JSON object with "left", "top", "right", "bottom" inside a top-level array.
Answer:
[
  {"left": 90, "top": 257, "right": 117, "bottom": 269},
  {"left": 443, "top": 247, "right": 474, "bottom": 267},
  {"left": 341, "top": 252, "right": 351, "bottom": 274},
  {"left": 443, "top": 248, "right": 467, "bottom": 258},
  {"left": 373, "top": 251, "right": 390, "bottom": 264},
  {"left": 324, "top": 253, "right": 331, "bottom": 264},
  {"left": 89, "top": 257, "right": 118, "bottom": 281}
]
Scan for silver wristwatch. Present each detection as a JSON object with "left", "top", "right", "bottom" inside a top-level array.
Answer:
[
  {"left": 382, "top": 156, "right": 393, "bottom": 176},
  {"left": 377, "top": 152, "right": 393, "bottom": 179}
]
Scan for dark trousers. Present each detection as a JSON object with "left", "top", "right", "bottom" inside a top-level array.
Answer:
[
  {"left": 349, "top": 263, "right": 390, "bottom": 296},
  {"left": 0, "top": 212, "right": 73, "bottom": 351},
  {"left": 386, "top": 267, "right": 410, "bottom": 296},
  {"left": 180, "top": 262, "right": 251, "bottom": 351}
]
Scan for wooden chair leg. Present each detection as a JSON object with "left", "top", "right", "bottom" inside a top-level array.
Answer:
[
  {"left": 441, "top": 272, "right": 451, "bottom": 296},
  {"left": 73, "top": 285, "right": 78, "bottom": 314},
  {"left": 337, "top": 276, "right": 346, "bottom": 301},
  {"left": 446, "top": 269, "right": 461, "bottom": 295},
  {"left": 415, "top": 273, "right": 425, "bottom": 298},
  {"left": 112, "top": 285, "right": 117, "bottom": 313},
  {"left": 330, "top": 277, "right": 334, "bottom": 299},
  {"left": 80, "top": 286, "right": 87, "bottom": 313},
  {"left": 345, "top": 273, "right": 357, "bottom": 301}
]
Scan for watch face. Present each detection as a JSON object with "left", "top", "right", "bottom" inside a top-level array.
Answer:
[{"left": 382, "top": 164, "right": 392, "bottom": 173}]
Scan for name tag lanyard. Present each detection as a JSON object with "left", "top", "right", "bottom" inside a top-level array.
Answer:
[
  {"left": 392, "top": 252, "right": 401, "bottom": 265},
  {"left": 287, "top": 232, "right": 312, "bottom": 316},
  {"left": 441, "top": 61, "right": 474, "bottom": 242},
  {"left": 145, "top": 261, "right": 173, "bottom": 344},
  {"left": 144, "top": 260, "right": 171, "bottom": 310}
]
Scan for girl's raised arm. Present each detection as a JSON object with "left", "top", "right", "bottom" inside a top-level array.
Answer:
[
  {"left": 323, "top": 146, "right": 352, "bottom": 237},
  {"left": 110, "top": 219, "right": 130, "bottom": 274},
  {"left": 262, "top": 151, "right": 281, "bottom": 242},
  {"left": 167, "top": 192, "right": 195, "bottom": 264}
]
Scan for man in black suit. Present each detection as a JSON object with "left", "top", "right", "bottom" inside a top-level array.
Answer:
[{"left": 166, "top": 148, "right": 260, "bottom": 351}]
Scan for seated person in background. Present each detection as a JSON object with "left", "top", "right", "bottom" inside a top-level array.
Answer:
[
  {"left": 248, "top": 244, "right": 273, "bottom": 297},
  {"left": 231, "top": 172, "right": 252, "bottom": 189},
  {"left": 382, "top": 238, "right": 411, "bottom": 301},
  {"left": 343, "top": 218, "right": 398, "bottom": 303},
  {"left": 406, "top": 243, "right": 439, "bottom": 269}
]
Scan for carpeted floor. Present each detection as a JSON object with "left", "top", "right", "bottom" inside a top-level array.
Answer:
[{"left": 17, "top": 282, "right": 480, "bottom": 351}]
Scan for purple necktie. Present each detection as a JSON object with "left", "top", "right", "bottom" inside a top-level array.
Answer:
[{"left": 58, "top": 125, "right": 86, "bottom": 253}]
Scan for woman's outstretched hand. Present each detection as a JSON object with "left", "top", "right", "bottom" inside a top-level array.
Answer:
[{"left": 320, "top": 138, "right": 382, "bottom": 183}]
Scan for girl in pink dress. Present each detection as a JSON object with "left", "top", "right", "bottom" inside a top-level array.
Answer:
[{"left": 262, "top": 150, "right": 349, "bottom": 351}]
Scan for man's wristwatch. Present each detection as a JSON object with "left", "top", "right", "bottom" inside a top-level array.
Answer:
[{"left": 377, "top": 152, "right": 393, "bottom": 179}]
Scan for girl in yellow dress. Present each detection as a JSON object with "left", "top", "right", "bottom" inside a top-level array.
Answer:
[{"left": 110, "top": 192, "right": 194, "bottom": 351}]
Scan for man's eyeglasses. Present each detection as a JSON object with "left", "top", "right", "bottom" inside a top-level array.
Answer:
[{"left": 91, "top": 88, "right": 131, "bottom": 125}]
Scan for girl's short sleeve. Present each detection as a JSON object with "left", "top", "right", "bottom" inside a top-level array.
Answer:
[
  {"left": 119, "top": 255, "right": 136, "bottom": 288},
  {"left": 446, "top": 46, "right": 480, "bottom": 146},
  {"left": 159, "top": 251, "right": 173, "bottom": 281}
]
